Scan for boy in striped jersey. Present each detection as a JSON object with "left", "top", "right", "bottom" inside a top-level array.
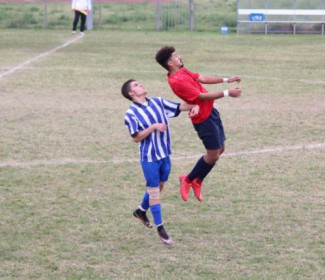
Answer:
[{"left": 122, "top": 79, "right": 199, "bottom": 245}]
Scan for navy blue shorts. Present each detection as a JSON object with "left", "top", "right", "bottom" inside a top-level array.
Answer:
[
  {"left": 141, "top": 157, "right": 171, "bottom": 187},
  {"left": 193, "top": 108, "right": 226, "bottom": 150}
]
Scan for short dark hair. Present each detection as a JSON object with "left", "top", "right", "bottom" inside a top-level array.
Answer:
[
  {"left": 121, "top": 79, "right": 135, "bottom": 101},
  {"left": 155, "top": 46, "right": 175, "bottom": 71}
]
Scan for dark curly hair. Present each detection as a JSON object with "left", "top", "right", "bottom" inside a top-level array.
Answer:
[{"left": 155, "top": 46, "right": 175, "bottom": 71}]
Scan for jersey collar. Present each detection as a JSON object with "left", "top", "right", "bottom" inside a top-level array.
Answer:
[{"left": 133, "top": 97, "right": 150, "bottom": 108}]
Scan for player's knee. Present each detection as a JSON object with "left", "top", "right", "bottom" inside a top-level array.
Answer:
[
  {"left": 147, "top": 187, "right": 160, "bottom": 200},
  {"left": 159, "top": 182, "right": 164, "bottom": 192},
  {"left": 206, "top": 153, "right": 220, "bottom": 164},
  {"left": 212, "top": 154, "right": 220, "bottom": 162}
]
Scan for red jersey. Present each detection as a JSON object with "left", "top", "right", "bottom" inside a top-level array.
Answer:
[{"left": 167, "top": 67, "right": 214, "bottom": 124}]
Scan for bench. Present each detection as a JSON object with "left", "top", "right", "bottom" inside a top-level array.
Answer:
[{"left": 237, "top": 9, "right": 325, "bottom": 34}]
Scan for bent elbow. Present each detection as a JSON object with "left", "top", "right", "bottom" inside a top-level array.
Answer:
[{"left": 198, "top": 94, "right": 210, "bottom": 101}]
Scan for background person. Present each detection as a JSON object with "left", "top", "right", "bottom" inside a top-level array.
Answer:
[
  {"left": 71, "top": 0, "right": 92, "bottom": 35},
  {"left": 122, "top": 79, "right": 199, "bottom": 245}
]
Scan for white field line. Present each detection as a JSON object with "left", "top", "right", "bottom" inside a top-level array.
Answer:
[
  {"left": 0, "top": 143, "right": 324, "bottom": 168},
  {"left": 241, "top": 75, "right": 325, "bottom": 85},
  {"left": 0, "top": 35, "right": 83, "bottom": 80},
  {"left": 1, "top": 63, "right": 324, "bottom": 86}
]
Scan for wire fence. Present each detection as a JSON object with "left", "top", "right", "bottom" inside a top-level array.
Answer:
[{"left": 0, "top": 0, "right": 238, "bottom": 32}]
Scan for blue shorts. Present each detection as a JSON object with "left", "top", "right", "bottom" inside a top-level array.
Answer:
[
  {"left": 141, "top": 157, "right": 171, "bottom": 187},
  {"left": 193, "top": 108, "right": 226, "bottom": 150}
]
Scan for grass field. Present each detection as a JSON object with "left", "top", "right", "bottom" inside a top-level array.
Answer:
[
  {"left": 0, "top": 29, "right": 325, "bottom": 279},
  {"left": 0, "top": 0, "right": 237, "bottom": 31}
]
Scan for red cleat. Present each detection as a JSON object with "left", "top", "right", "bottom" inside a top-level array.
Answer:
[
  {"left": 179, "top": 175, "right": 191, "bottom": 201},
  {"left": 192, "top": 178, "right": 203, "bottom": 202}
]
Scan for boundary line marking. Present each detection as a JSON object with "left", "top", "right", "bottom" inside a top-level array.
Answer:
[
  {"left": 2, "top": 63, "right": 324, "bottom": 85},
  {"left": 0, "top": 35, "right": 83, "bottom": 80},
  {"left": 0, "top": 143, "right": 324, "bottom": 168},
  {"left": 241, "top": 75, "right": 325, "bottom": 85}
]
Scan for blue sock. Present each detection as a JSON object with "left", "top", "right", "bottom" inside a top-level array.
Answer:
[
  {"left": 150, "top": 204, "right": 162, "bottom": 226},
  {"left": 140, "top": 191, "right": 149, "bottom": 211}
]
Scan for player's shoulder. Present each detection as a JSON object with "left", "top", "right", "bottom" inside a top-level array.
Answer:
[
  {"left": 182, "top": 67, "right": 199, "bottom": 78},
  {"left": 126, "top": 104, "right": 138, "bottom": 115},
  {"left": 170, "top": 68, "right": 195, "bottom": 82},
  {"left": 149, "top": 97, "right": 167, "bottom": 107},
  {"left": 151, "top": 96, "right": 163, "bottom": 103},
  {"left": 151, "top": 97, "right": 171, "bottom": 110}
]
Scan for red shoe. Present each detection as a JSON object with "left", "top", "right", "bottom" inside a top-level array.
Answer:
[
  {"left": 179, "top": 175, "right": 191, "bottom": 202},
  {"left": 192, "top": 178, "right": 203, "bottom": 202}
]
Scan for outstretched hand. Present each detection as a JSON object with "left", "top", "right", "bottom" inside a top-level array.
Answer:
[
  {"left": 229, "top": 87, "right": 242, "bottom": 97},
  {"left": 228, "top": 76, "right": 241, "bottom": 83}
]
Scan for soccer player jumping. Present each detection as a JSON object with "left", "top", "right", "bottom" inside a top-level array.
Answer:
[{"left": 155, "top": 46, "right": 242, "bottom": 202}]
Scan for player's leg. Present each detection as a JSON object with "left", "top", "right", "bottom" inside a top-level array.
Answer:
[
  {"left": 159, "top": 181, "right": 164, "bottom": 192},
  {"left": 133, "top": 160, "right": 157, "bottom": 229},
  {"left": 188, "top": 144, "right": 225, "bottom": 201},
  {"left": 181, "top": 108, "right": 225, "bottom": 201},
  {"left": 184, "top": 154, "right": 215, "bottom": 201},
  {"left": 137, "top": 158, "right": 173, "bottom": 245},
  {"left": 154, "top": 157, "right": 173, "bottom": 245},
  {"left": 133, "top": 190, "right": 153, "bottom": 228}
]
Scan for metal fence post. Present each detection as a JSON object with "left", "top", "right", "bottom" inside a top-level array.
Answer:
[
  {"left": 43, "top": 0, "right": 48, "bottom": 28},
  {"left": 98, "top": 0, "right": 102, "bottom": 28},
  {"left": 189, "top": 0, "right": 194, "bottom": 30},
  {"left": 156, "top": 0, "right": 162, "bottom": 30},
  {"left": 87, "top": 0, "right": 94, "bottom": 30},
  {"left": 323, "top": 0, "right": 325, "bottom": 34}
]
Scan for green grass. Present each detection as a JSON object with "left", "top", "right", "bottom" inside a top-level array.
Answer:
[
  {"left": 0, "top": 29, "right": 325, "bottom": 279},
  {"left": 0, "top": 0, "right": 238, "bottom": 31}
]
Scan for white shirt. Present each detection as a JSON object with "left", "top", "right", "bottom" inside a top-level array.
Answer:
[{"left": 71, "top": 0, "right": 92, "bottom": 11}]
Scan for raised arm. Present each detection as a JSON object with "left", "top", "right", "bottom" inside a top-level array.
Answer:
[
  {"left": 179, "top": 103, "right": 200, "bottom": 117},
  {"left": 198, "top": 74, "right": 241, "bottom": 84},
  {"left": 198, "top": 87, "right": 242, "bottom": 101},
  {"left": 197, "top": 74, "right": 242, "bottom": 101}
]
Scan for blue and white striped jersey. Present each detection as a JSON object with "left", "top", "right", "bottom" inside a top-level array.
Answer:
[{"left": 124, "top": 97, "right": 181, "bottom": 162}]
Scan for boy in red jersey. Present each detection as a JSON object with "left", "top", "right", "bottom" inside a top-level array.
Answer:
[{"left": 155, "top": 46, "right": 242, "bottom": 202}]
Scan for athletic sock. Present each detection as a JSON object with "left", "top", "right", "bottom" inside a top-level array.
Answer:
[
  {"left": 198, "top": 160, "right": 215, "bottom": 182},
  {"left": 187, "top": 156, "right": 204, "bottom": 181},
  {"left": 140, "top": 191, "right": 149, "bottom": 211},
  {"left": 150, "top": 204, "right": 162, "bottom": 226},
  {"left": 188, "top": 156, "right": 215, "bottom": 181},
  {"left": 157, "top": 224, "right": 164, "bottom": 231}
]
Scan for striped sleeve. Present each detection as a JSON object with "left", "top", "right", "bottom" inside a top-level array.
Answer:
[
  {"left": 156, "top": 97, "right": 181, "bottom": 118},
  {"left": 124, "top": 109, "right": 139, "bottom": 137}
]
